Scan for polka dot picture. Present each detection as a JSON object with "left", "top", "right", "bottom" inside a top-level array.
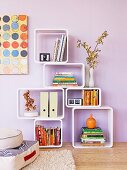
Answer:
[{"left": 0, "top": 15, "right": 28, "bottom": 74}]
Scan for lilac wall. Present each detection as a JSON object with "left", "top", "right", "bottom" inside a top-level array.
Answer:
[{"left": 0, "top": 0, "right": 127, "bottom": 142}]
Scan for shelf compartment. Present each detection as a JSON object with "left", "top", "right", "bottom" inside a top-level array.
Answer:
[
  {"left": 34, "top": 119, "right": 62, "bottom": 148},
  {"left": 34, "top": 29, "right": 68, "bottom": 63},
  {"left": 72, "top": 107, "right": 113, "bottom": 148},
  {"left": 17, "top": 88, "right": 64, "bottom": 120},
  {"left": 66, "top": 87, "right": 101, "bottom": 108},
  {"left": 43, "top": 63, "right": 85, "bottom": 88}
]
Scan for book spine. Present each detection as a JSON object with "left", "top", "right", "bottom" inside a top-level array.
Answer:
[
  {"left": 53, "top": 38, "right": 59, "bottom": 61},
  {"left": 53, "top": 38, "right": 61, "bottom": 62},
  {"left": 93, "top": 90, "right": 98, "bottom": 106},
  {"left": 90, "top": 90, "right": 94, "bottom": 105},
  {"left": 56, "top": 39, "right": 61, "bottom": 62},
  {"left": 35, "top": 125, "right": 39, "bottom": 141},
  {"left": 57, "top": 34, "right": 64, "bottom": 62},
  {"left": 55, "top": 127, "right": 61, "bottom": 145},
  {"left": 59, "top": 35, "right": 67, "bottom": 61},
  {"left": 55, "top": 72, "right": 73, "bottom": 75},
  {"left": 82, "top": 90, "right": 84, "bottom": 105}
]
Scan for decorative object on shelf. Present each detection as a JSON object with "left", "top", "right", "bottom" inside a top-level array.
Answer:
[
  {"left": 85, "top": 65, "right": 90, "bottom": 87},
  {"left": 0, "top": 15, "right": 28, "bottom": 74},
  {"left": 53, "top": 72, "right": 78, "bottom": 87},
  {"left": 68, "top": 98, "right": 82, "bottom": 106},
  {"left": 89, "top": 67, "right": 94, "bottom": 87},
  {"left": 80, "top": 127, "right": 105, "bottom": 146},
  {"left": 40, "top": 53, "right": 50, "bottom": 62},
  {"left": 23, "top": 90, "right": 38, "bottom": 117},
  {"left": 77, "top": 31, "right": 108, "bottom": 87},
  {"left": 86, "top": 114, "right": 96, "bottom": 129}
]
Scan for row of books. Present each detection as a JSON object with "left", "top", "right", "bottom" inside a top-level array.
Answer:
[
  {"left": 80, "top": 127, "right": 105, "bottom": 146},
  {"left": 35, "top": 125, "right": 61, "bottom": 146},
  {"left": 82, "top": 90, "right": 99, "bottom": 106},
  {"left": 53, "top": 34, "right": 67, "bottom": 62},
  {"left": 53, "top": 72, "right": 78, "bottom": 87}
]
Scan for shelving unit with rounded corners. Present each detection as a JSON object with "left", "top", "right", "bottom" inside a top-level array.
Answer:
[
  {"left": 72, "top": 106, "right": 113, "bottom": 148},
  {"left": 17, "top": 28, "right": 113, "bottom": 149},
  {"left": 43, "top": 63, "right": 85, "bottom": 88},
  {"left": 66, "top": 87, "right": 101, "bottom": 108},
  {"left": 34, "top": 29, "right": 68, "bottom": 64},
  {"left": 34, "top": 119, "right": 63, "bottom": 148},
  {"left": 17, "top": 87, "right": 64, "bottom": 120}
]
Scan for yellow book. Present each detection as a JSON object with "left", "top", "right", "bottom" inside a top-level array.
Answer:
[
  {"left": 93, "top": 90, "right": 98, "bottom": 106},
  {"left": 90, "top": 90, "right": 94, "bottom": 105},
  {"left": 82, "top": 90, "right": 84, "bottom": 105}
]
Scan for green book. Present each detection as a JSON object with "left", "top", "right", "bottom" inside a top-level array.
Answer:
[{"left": 82, "top": 127, "right": 103, "bottom": 134}]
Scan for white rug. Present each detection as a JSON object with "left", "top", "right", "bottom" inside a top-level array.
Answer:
[{"left": 22, "top": 150, "right": 76, "bottom": 170}]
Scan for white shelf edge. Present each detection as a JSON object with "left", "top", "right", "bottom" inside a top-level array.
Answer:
[
  {"left": 66, "top": 87, "right": 101, "bottom": 108},
  {"left": 39, "top": 144, "right": 62, "bottom": 148},
  {"left": 34, "top": 28, "right": 68, "bottom": 64},
  {"left": 72, "top": 142, "right": 113, "bottom": 149},
  {"left": 72, "top": 106, "right": 113, "bottom": 110},
  {"left": 43, "top": 63, "right": 85, "bottom": 88},
  {"left": 17, "top": 88, "right": 64, "bottom": 120},
  {"left": 72, "top": 106, "right": 113, "bottom": 148}
]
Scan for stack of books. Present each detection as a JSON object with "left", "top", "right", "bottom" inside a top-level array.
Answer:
[
  {"left": 82, "top": 89, "right": 99, "bottom": 106},
  {"left": 80, "top": 127, "right": 105, "bottom": 146},
  {"left": 53, "top": 34, "right": 67, "bottom": 62},
  {"left": 35, "top": 125, "right": 61, "bottom": 146},
  {"left": 52, "top": 72, "right": 78, "bottom": 87}
]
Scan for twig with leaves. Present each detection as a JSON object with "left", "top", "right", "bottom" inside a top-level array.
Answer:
[{"left": 77, "top": 31, "right": 108, "bottom": 69}]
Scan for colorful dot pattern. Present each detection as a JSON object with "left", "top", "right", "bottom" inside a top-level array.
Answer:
[{"left": 0, "top": 15, "right": 28, "bottom": 74}]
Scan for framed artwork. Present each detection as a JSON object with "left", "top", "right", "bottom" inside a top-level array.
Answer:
[{"left": 0, "top": 15, "right": 28, "bottom": 74}]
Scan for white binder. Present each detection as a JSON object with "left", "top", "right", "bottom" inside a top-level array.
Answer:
[
  {"left": 50, "top": 92, "right": 58, "bottom": 118},
  {"left": 40, "top": 92, "right": 48, "bottom": 118}
]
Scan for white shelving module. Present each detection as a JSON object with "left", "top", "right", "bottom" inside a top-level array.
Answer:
[
  {"left": 34, "top": 29, "right": 68, "bottom": 63},
  {"left": 17, "top": 88, "right": 64, "bottom": 120},
  {"left": 34, "top": 119, "right": 62, "bottom": 148},
  {"left": 72, "top": 107, "right": 113, "bottom": 148},
  {"left": 17, "top": 28, "right": 113, "bottom": 149},
  {"left": 43, "top": 63, "right": 85, "bottom": 88},
  {"left": 66, "top": 87, "right": 101, "bottom": 108}
]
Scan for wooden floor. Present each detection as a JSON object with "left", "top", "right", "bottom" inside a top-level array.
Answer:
[{"left": 42, "top": 142, "right": 127, "bottom": 170}]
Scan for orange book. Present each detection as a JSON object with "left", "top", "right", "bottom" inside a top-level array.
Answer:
[
  {"left": 86, "top": 91, "right": 91, "bottom": 105},
  {"left": 50, "top": 128, "right": 55, "bottom": 145},
  {"left": 40, "top": 127, "right": 47, "bottom": 146},
  {"left": 83, "top": 90, "right": 88, "bottom": 105}
]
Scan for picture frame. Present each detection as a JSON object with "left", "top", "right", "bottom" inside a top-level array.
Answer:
[
  {"left": 40, "top": 53, "right": 50, "bottom": 62},
  {"left": 68, "top": 98, "right": 82, "bottom": 106}
]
